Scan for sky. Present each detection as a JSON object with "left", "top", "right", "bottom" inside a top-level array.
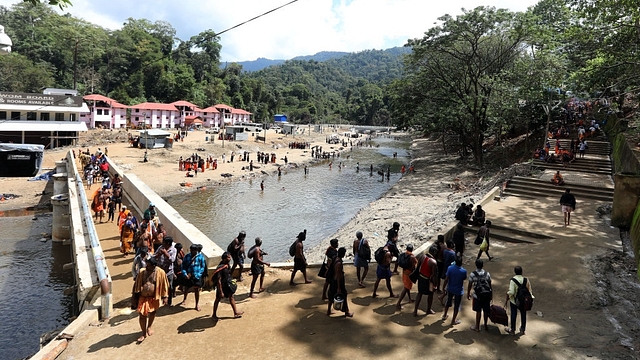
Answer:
[{"left": 0, "top": 0, "right": 540, "bottom": 62}]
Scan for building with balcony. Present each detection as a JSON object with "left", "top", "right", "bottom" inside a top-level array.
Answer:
[{"left": 82, "top": 94, "right": 128, "bottom": 129}]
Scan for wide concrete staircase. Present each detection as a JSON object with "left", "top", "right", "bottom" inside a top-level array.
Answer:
[
  {"left": 463, "top": 223, "right": 553, "bottom": 244},
  {"left": 503, "top": 130, "right": 614, "bottom": 202},
  {"left": 503, "top": 176, "right": 613, "bottom": 202}
]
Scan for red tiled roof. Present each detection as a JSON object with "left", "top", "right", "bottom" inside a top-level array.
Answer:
[
  {"left": 171, "top": 100, "right": 201, "bottom": 111},
  {"left": 83, "top": 94, "right": 128, "bottom": 108},
  {"left": 130, "top": 102, "right": 178, "bottom": 111},
  {"left": 184, "top": 115, "right": 203, "bottom": 124},
  {"left": 213, "top": 104, "right": 233, "bottom": 111},
  {"left": 201, "top": 106, "right": 220, "bottom": 113},
  {"left": 232, "top": 108, "right": 252, "bottom": 115}
]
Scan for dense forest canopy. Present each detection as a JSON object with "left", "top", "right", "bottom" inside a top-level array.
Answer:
[{"left": 1, "top": 0, "right": 639, "bottom": 166}]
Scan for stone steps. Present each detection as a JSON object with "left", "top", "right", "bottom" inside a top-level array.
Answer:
[
  {"left": 462, "top": 224, "right": 552, "bottom": 244},
  {"left": 532, "top": 160, "right": 612, "bottom": 175},
  {"left": 504, "top": 176, "right": 613, "bottom": 202},
  {"left": 551, "top": 139, "right": 611, "bottom": 155}
]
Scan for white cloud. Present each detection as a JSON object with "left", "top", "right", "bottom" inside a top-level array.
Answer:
[{"left": 0, "top": 0, "right": 540, "bottom": 62}]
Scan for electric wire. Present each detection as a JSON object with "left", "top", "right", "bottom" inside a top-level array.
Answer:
[{"left": 215, "top": 0, "right": 300, "bottom": 36}]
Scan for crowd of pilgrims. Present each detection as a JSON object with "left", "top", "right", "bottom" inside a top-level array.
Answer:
[
  {"left": 177, "top": 151, "right": 281, "bottom": 177},
  {"left": 533, "top": 97, "right": 604, "bottom": 163}
]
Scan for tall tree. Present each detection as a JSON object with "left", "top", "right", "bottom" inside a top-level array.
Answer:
[{"left": 402, "top": 6, "right": 529, "bottom": 166}]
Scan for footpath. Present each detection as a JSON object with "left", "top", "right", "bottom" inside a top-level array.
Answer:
[{"left": 55, "top": 139, "right": 639, "bottom": 360}]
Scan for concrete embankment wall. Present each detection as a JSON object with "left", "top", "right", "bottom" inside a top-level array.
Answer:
[
  {"left": 606, "top": 118, "right": 640, "bottom": 278},
  {"left": 32, "top": 152, "right": 109, "bottom": 360},
  {"left": 105, "top": 158, "right": 224, "bottom": 267},
  {"left": 64, "top": 152, "right": 104, "bottom": 311}
]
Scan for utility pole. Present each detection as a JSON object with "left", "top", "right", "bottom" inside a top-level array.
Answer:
[{"left": 73, "top": 38, "right": 79, "bottom": 90}]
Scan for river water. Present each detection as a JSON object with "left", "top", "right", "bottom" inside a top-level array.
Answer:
[
  {"left": 168, "top": 136, "right": 411, "bottom": 261},
  {"left": 0, "top": 213, "right": 75, "bottom": 360}
]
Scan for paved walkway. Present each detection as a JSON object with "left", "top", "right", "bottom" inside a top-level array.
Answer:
[{"left": 58, "top": 171, "right": 630, "bottom": 359}]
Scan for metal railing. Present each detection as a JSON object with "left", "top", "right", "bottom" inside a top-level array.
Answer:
[{"left": 72, "top": 164, "right": 112, "bottom": 319}]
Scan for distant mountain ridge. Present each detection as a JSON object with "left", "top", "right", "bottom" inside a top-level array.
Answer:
[{"left": 224, "top": 47, "right": 410, "bottom": 72}]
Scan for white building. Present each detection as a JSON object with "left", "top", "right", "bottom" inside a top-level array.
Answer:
[
  {"left": 0, "top": 90, "right": 89, "bottom": 148},
  {"left": 82, "top": 94, "right": 128, "bottom": 129},
  {"left": 129, "top": 102, "right": 181, "bottom": 129}
]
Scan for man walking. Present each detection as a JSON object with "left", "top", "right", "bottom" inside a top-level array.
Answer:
[
  {"left": 396, "top": 244, "right": 418, "bottom": 309},
  {"left": 248, "top": 237, "right": 270, "bottom": 298},
  {"left": 227, "top": 231, "right": 247, "bottom": 281},
  {"left": 467, "top": 259, "right": 492, "bottom": 331},
  {"left": 352, "top": 231, "right": 370, "bottom": 287},
  {"left": 441, "top": 256, "right": 467, "bottom": 326},
  {"left": 179, "top": 244, "right": 206, "bottom": 311},
  {"left": 372, "top": 245, "right": 397, "bottom": 298},
  {"left": 154, "top": 236, "right": 176, "bottom": 305},
  {"left": 559, "top": 189, "right": 576, "bottom": 227},
  {"left": 212, "top": 252, "right": 244, "bottom": 319},
  {"left": 290, "top": 231, "right": 312, "bottom": 285},
  {"left": 327, "top": 247, "right": 354, "bottom": 317},
  {"left": 413, "top": 252, "right": 438, "bottom": 316},
  {"left": 505, "top": 265, "right": 534, "bottom": 335},
  {"left": 132, "top": 257, "right": 169, "bottom": 343}
]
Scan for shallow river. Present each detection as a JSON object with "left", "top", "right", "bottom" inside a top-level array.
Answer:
[
  {"left": 169, "top": 136, "right": 410, "bottom": 261},
  {"left": 0, "top": 213, "right": 74, "bottom": 360}
]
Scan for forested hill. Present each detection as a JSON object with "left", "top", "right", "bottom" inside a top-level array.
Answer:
[{"left": 231, "top": 47, "right": 410, "bottom": 76}]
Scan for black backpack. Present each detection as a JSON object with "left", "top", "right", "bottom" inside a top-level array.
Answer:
[
  {"left": 357, "top": 239, "right": 371, "bottom": 261},
  {"left": 289, "top": 241, "right": 298, "bottom": 257},
  {"left": 512, "top": 278, "right": 533, "bottom": 311},
  {"left": 472, "top": 270, "right": 492, "bottom": 301},
  {"left": 428, "top": 242, "right": 440, "bottom": 258},
  {"left": 226, "top": 240, "right": 235, "bottom": 254},
  {"left": 397, "top": 253, "right": 412, "bottom": 269},
  {"left": 374, "top": 247, "right": 386, "bottom": 264}
]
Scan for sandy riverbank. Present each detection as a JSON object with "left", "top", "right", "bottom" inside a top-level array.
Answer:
[{"left": 0, "top": 128, "right": 496, "bottom": 262}]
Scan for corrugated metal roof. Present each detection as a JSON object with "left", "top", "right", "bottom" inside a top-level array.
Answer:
[
  {"left": 0, "top": 103, "right": 90, "bottom": 113},
  {"left": 0, "top": 120, "right": 88, "bottom": 132},
  {"left": 138, "top": 129, "right": 172, "bottom": 136}
]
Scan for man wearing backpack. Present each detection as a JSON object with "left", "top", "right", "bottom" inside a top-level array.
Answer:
[
  {"left": 372, "top": 245, "right": 397, "bottom": 298},
  {"left": 352, "top": 231, "right": 370, "bottom": 287},
  {"left": 289, "top": 231, "right": 312, "bottom": 286},
  {"left": 505, "top": 265, "right": 534, "bottom": 335},
  {"left": 396, "top": 244, "right": 418, "bottom": 309},
  {"left": 467, "top": 259, "right": 492, "bottom": 332}
]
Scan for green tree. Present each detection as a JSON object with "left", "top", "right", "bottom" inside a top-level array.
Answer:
[{"left": 402, "top": 6, "right": 529, "bottom": 166}]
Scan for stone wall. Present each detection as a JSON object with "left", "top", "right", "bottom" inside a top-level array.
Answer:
[{"left": 607, "top": 116, "right": 640, "bottom": 278}]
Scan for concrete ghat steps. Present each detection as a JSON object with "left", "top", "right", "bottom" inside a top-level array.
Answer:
[
  {"left": 533, "top": 159, "right": 612, "bottom": 172},
  {"left": 503, "top": 186, "right": 612, "bottom": 202},
  {"left": 537, "top": 157, "right": 610, "bottom": 166},
  {"left": 510, "top": 176, "right": 613, "bottom": 193},
  {"left": 553, "top": 140, "right": 611, "bottom": 155},
  {"left": 462, "top": 225, "right": 538, "bottom": 244},
  {"left": 532, "top": 161, "right": 612, "bottom": 175}
]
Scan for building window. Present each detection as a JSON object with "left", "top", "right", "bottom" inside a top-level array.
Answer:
[
  {"left": 70, "top": 114, "right": 76, "bottom": 121},
  {"left": 55, "top": 113, "right": 64, "bottom": 121},
  {"left": 0, "top": 111, "right": 6, "bottom": 119},
  {"left": 135, "top": 117, "right": 139, "bottom": 121},
  {"left": 97, "top": 109, "right": 103, "bottom": 115},
  {"left": 135, "top": 109, "right": 139, "bottom": 113},
  {"left": 11, "top": 112, "right": 20, "bottom": 120},
  {"left": 40, "top": 113, "right": 50, "bottom": 121},
  {"left": 104, "top": 109, "right": 110, "bottom": 115},
  {"left": 26, "top": 112, "right": 37, "bottom": 120}
]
